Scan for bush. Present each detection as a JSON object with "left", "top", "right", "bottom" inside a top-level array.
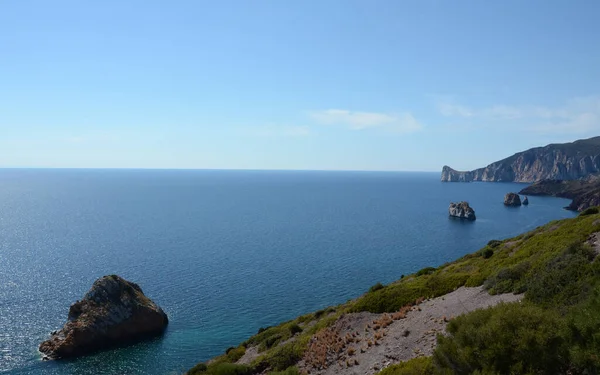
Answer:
[
  {"left": 377, "top": 357, "right": 433, "bottom": 375},
  {"left": 416, "top": 267, "right": 436, "bottom": 276},
  {"left": 482, "top": 248, "right": 494, "bottom": 259},
  {"left": 484, "top": 262, "right": 530, "bottom": 294},
  {"left": 225, "top": 346, "right": 246, "bottom": 362},
  {"left": 263, "top": 335, "right": 280, "bottom": 350},
  {"left": 434, "top": 302, "right": 568, "bottom": 374},
  {"left": 288, "top": 324, "right": 302, "bottom": 335},
  {"left": 187, "top": 363, "right": 253, "bottom": 375},
  {"left": 566, "top": 287, "right": 600, "bottom": 372},
  {"left": 211, "top": 363, "right": 253, "bottom": 375},
  {"left": 580, "top": 207, "right": 599, "bottom": 216},
  {"left": 487, "top": 239, "right": 503, "bottom": 248},
  {"left": 260, "top": 341, "right": 304, "bottom": 371},
  {"left": 526, "top": 243, "right": 596, "bottom": 307},
  {"left": 267, "top": 366, "right": 300, "bottom": 375},
  {"left": 352, "top": 271, "right": 469, "bottom": 313},
  {"left": 188, "top": 363, "right": 207, "bottom": 375},
  {"left": 369, "top": 282, "right": 385, "bottom": 293}
]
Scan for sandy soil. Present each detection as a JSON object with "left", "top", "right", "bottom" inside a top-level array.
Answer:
[{"left": 297, "top": 286, "right": 522, "bottom": 375}]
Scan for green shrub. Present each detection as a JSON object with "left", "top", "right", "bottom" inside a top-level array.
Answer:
[
  {"left": 225, "top": 346, "right": 246, "bottom": 362},
  {"left": 526, "top": 243, "right": 596, "bottom": 307},
  {"left": 487, "top": 239, "right": 502, "bottom": 248},
  {"left": 267, "top": 366, "right": 300, "bottom": 375},
  {"left": 566, "top": 287, "right": 600, "bottom": 372},
  {"left": 434, "top": 302, "right": 568, "bottom": 374},
  {"left": 263, "top": 335, "right": 281, "bottom": 350},
  {"left": 580, "top": 207, "right": 599, "bottom": 216},
  {"left": 211, "top": 363, "right": 253, "bottom": 375},
  {"left": 416, "top": 267, "right": 436, "bottom": 276},
  {"left": 187, "top": 363, "right": 208, "bottom": 375},
  {"left": 369, "top": 282, "right": 385, "bottom": 293},
  {"left": 484, "top": 262, "right": 530, "bottom": 294},
  {"left": 257, "top": 340, "right": 305, "bottom": 372},
  {"left": 288, "top": 324, "right": 302, "bottom": 335},
  {"left": 187, "top": 363, "right": 253, "bottom": 375},
  {"left": 376, "top": 357, "right": 433, "bottom": 375},
  {"left": 351, "top": 272, "right": 469, "bottom": 313},
  {"left": 482, "top": 248, "right": 494, "bottom": 259}
]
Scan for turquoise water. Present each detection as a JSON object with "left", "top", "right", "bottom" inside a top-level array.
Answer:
[{"left": 0, "top": 169, "right": 576, "bottom": 374}]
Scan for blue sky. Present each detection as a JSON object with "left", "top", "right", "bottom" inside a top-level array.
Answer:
[{"left": 1, "top": 0, "right": 599, "bottom": 171}]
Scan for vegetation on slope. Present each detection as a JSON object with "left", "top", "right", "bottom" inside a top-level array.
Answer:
[{"left": 188, "top": 210, "right": 600, "bottom": 375}]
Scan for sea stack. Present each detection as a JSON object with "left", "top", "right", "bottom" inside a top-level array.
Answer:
[
  {"left": 504, "top": 193, "right": 522, "bottom": 207},
  {"left": 39, "top": 275, "right": 168, "bottom": 360},
  {"left": 523, "top": 196, "right": 529, "bottom": 205},
  {"left": 449, "top": 201, "right": 476, "bottom": 220}
]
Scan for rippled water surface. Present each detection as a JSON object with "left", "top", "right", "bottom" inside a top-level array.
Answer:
[{"left": 0, "top": 169, "right": 576, "bottom": 374}]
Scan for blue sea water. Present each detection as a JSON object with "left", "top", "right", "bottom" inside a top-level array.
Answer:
[{"left": 0, "top": 169, "right": 577, "bottom": 374}]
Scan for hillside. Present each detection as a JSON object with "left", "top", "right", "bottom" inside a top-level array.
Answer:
[
  {"left": 186, "top": 209, "right": 600, "bottom": 375},
  {"left": 519, "top": 174, "right": 600, "bottom": 211},
  {"left": 441, "top": 136, "right": 600, "bottom": 182}
]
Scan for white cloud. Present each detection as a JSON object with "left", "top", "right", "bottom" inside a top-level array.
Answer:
[
  {"left": 310, "top": 109, "right": 423, "bottom": 134},
  {"left": 437, "top": 96, "right": 600, "bottom": 134}
]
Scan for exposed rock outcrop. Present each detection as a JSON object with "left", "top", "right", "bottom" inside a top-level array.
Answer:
[
  {"left": 523, "top": 196, "right": 529, "bottom": 205},
  {"left": 39, "top": 275, "right": 168, "bottom": 360},
  {"left": 449, "top": 201, "right": 476, "bottom": 220},
  {"left": 567, "top": 189, "right": 600, "bottom": 211},
  {"left": 441, "top": 136, "right": 600, "bottom": 183},
  {"left": 519, "top": 175, "right": 600, "bottom": 211},
  {"left": 504, "top": 193, "right": 522, "bottom": 207}
]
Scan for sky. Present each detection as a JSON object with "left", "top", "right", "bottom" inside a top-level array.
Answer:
[{"left": 1, "top": 0, "right": 600, "bottom": 171}]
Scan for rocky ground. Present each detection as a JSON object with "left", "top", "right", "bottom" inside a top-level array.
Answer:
[{"left": 236, "top": 286, "right": 521, "bottom": 375}]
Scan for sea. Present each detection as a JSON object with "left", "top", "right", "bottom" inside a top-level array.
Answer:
[{"left": 0, "top": 169, "right": 577, "bottom": 374}]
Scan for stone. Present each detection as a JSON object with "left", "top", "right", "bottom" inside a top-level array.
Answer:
[
  {"left": 39, "top": 275, "right": 168, "bottom": 359},
  {"left": 523, "top": 196, "right": 529, "bottom": 205},
  {"left": 448, "top": 201, "right": 476, "bottom": 220},
  {"left": 504, "top": 193, "right": 522, "bottom": 207}
]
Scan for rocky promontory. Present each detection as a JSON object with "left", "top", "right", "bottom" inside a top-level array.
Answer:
[
  {"left": 39, "top": 275, "right": 169, "bottom": 359},
  {"left": 448, "top": 201, "right": 476, "bottom": 220},
  {"left": 504, "top": 193, "right": 522, "bottom": 206},
  {"left": 441, "top": 136, "right": 600, "bottom": 183},
  {"left": 519, "top": 176, "right": 600, "bottom": 212}
]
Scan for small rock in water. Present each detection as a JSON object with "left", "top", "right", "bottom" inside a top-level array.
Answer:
[
  {"left": 448, "top": 201, "right": 476, "bottom": 221},
  {"left": 504, "top": 192, "right": 522, "bottom": 206}
]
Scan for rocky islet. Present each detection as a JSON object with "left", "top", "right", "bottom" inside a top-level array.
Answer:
[{"left": 39, "top": 275, "right": 169, "bottom": 360}]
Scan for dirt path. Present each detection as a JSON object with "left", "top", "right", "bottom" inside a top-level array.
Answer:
[{"left": 298, "top": 286, "right": 522, "bottom": 375}]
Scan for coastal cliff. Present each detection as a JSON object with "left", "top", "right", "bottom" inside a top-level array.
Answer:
[{"left": 441, "top": 136, "right": 600, "bottom": 183}]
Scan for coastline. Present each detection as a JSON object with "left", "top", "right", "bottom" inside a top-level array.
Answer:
[{"left": 187, "top": 209, "right": 600, "bottom": 374}]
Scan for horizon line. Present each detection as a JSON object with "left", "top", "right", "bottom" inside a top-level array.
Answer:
[{"left": 0, "top": 166, "right": 441, "bottom": 173}]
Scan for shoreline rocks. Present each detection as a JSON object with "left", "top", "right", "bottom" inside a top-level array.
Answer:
[
  {"left": 523, "top": 196, "right": 529, "bottom": 205},
  {"left": 449, "top": 201, "right": 476, "bottom": 220},
  {"left": 504, "top": 193, "right": 522, "bottom": 207},
  {"left": 519, "top": 177, "right": 600, "bottom": 212},
  {"left": 39, "top": 275, "right": 168, "bottom": 360}
]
